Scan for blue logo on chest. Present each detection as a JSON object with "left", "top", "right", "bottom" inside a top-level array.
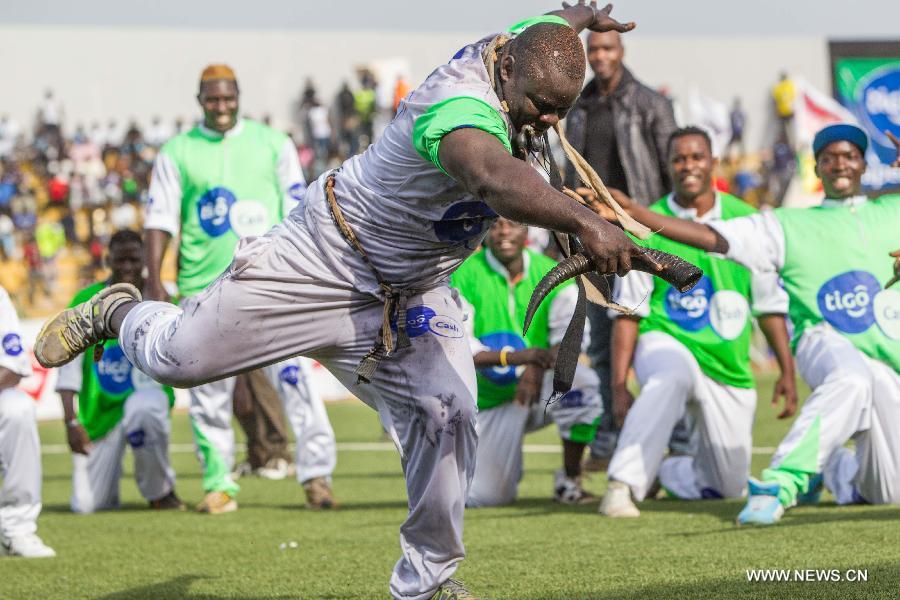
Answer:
[
  {"left": 433, "top": 201, "right": 498, "bottom": 244},
  {"left": 2, "top": 333, "right": 23, "bottom": 356},
  {"left": 197, "top": 186, "right": 236, "bottom": 237},
  {"left": 478, "top": 331, "right": 527, "bottom": 386},
  {"left": 280, "top": 365, "right": 300, "bottom": 386},
  {"left": 665, "top": 275, "right": 714, "bottom": 332},
  {"left": 94, "top": 344, "right": 133, "bottom": 395},
  {"left": 816, "top": 270, "right": 880, "bottom": 334}
]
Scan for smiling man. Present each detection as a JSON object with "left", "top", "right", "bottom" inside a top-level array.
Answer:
[
  {"left": 597, "top": 127, "right": 794, "bottom": 518},
  {"left": 35, "top": 5, "right": 644, "bottom": 598},
  {"left": 142, "top": 64, "right": 337, "bottom": 514},
  {"left": 606, "top": 123, "right": 900, "bottom": 526}
]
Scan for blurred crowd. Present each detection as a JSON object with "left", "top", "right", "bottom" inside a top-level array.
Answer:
[{"left": 0, "top": 66, "right": 803, "bottom": 318}]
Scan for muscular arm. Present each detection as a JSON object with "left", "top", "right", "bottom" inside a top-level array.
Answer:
[
  {"left": 627, "top": 200, "right": 728, "bottom": 253},
  {"left": 143, "top": 229, "right": 172, "bottom": 301},
  {"left": 440, "top": 128, "right": 636, "bottom": 274},
  {"left": 757, "top": 313, "right": 798, "bottom": 419}
]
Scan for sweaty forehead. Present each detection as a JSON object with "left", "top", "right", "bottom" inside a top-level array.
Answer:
[{"left": 525, "top": 67, "right": 580, "bottom": 105}]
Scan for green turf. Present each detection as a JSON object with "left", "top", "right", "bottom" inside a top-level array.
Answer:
[{"left": 2, "top": 373, "right": 899, "bottom": 599}]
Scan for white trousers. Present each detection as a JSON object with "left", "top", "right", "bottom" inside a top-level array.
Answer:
[
  {"left": 608, "top": 332, "right": 757, "bottom": 501},
  {"left": 765, "top": 323, "right": 900, "bottom": 506},
  {"left": 0, "top": 388, "right": 42, "bottom": 538},
  {"left": 119, "top": 213, "right": 478, "bottom": 600},
  {"left": 188, "top": 356, "right": 337, "bottom": 495},
  {"left": 467, "top": 364, "right": 602, "bottom": 507},
  {"left": 70, "top": 388, "right": 175, "bottom": 513}
]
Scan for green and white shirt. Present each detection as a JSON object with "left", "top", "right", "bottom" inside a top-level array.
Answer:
[
  {"left": 451, "top": 247, "right": 586, "bottom": 410},
  {"left": 712, "top": 195, "right": 900, "bottom": 372},
  {"left": 145, "top": 119, "right": 306, "bottom": 298},
  {"left": 613, "top": 193, "right": 788, "bottom": 388},
  {"left": 55, "top": 282, "right": 175, "bottom": 441},
  {"left": 300, "top": 15, "right": 571, "bottom": 296}
]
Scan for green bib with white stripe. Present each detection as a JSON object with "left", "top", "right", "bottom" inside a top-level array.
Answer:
[
  {"left": 638, "top": 194, "right": 758, "bottom": 388},
  {"left": 774, "top": 196, "right": 900, "bottom": 372},
  {"left": 160, "top": 120, "right": 290, "bottom": 297},
  {"left": 450, "top": 249, "right": 569, "bottom": 410}
]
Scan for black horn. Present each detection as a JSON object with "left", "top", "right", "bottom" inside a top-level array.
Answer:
[
  {"left": 523, "top": 254, "right": 592, "bottom": 335},
  {"left": 523, "top": 249, "right": 703, "bottom": 335}
]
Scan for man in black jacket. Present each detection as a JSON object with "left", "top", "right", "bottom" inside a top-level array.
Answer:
[{"left": 565, "top": 30, "right": 679, "bottom": 468}]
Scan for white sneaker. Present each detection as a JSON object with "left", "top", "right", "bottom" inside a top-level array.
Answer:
[
  {"left": 1, "top": 533, "right": 56, "bottom": 558},
  {"left": 257, "top": 458, "right": 290, "bottom": 481},
  {"left": 599, "top": 480, "right": 640, "bottom": 518}
]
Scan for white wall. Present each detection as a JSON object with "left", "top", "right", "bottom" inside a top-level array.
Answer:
[{"left": 1, "top": 25, "right": 828, "bottom": 151}]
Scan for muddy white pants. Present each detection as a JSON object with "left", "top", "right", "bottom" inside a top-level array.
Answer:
[
  {"left": 71, "top": 388, "right": 175, "bottom": 512},
  {"left": 188, "top": 356, "right": 336, "bottom": 496},
  {"left": 763, "top": 323, "right": 900, "bottom": 507},
  {"left": 0, "top": 387, "right": 42, "bottom": 538},
  {"left": 119, "top": 213, "right": 478, "bottom": 600},
  {"left": 608, "top": 331, "right": 757, "bottom": 501},
  {"left": 467, "top": 364, "right": 602, "bottom": 507}
]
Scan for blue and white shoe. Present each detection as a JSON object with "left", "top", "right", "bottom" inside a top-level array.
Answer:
[
  {"left": 736, "top": 478, "right": 785, "bottom": 526},
  {"left": 796, "top": 473, "right": 823, "bottom": 506}
]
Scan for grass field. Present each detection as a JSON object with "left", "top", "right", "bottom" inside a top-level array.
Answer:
[{"left": 3, "top": 374, "right": 900, "bottom": 599}]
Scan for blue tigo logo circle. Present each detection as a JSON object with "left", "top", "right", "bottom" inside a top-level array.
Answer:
[
  {"left": 280, "top": 365, "right": 299, "bottom": 386},
  {"left": 816, "top": 270, "right": 880, "bottom": 334},
  {"left": 197, "top": 187, "right": 236, "bottom": 237},
  {"left": 94, "top": 344, "right": 133, "bottom": 395},
  {"left": 433, "top": 201, "right": 498, "bottom": 243},
  {"left": 857, "top": 67, "right": 900, "bottom": 165},
  {"left": 2, "top": 333, "right": 23, "bottom": 356},
  {"left": 391, "top": 306, "right": 437, "bottom": 339},
  {"left": 478, "top": 331, "right": 527, "bottom": 386},
  {"left": 665, "top": 275, "right": 714, "bottom": 332}
]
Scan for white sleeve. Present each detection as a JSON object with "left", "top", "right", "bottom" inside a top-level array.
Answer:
[
  {"left": 144, "top": 151, "right": 182, "bottom": 236},
  {"left": 709, "top": 211, "right": 785, "bottom": 274},
  {"left": 609, "top": 271, "right": 653, "bottom": 319},
  {"left": 548, "top": 283, "right": 591, "bottom": 351},
  {"left": 456, "top": 292, "right": 489, "bottom": 355},
  {"left": 55, "top": 353, "right": 84, "bottom": 392},
  {"left": 0, "top": 287, "right": 32, "bottom": 378},
  {"left": 277, "top": 137, "right": 307, "bottom": 217},
  {"left": 750, "top": 267, "right": 790, "bottom": 316}
]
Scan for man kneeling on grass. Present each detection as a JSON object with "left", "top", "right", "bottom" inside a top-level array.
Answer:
[
  {"left": 452, "top": 217, "right": 603, "bottom": 507},
  {"left": 598, "top": 127, "right": 795, "bottom": 518},
  {"left": 56, "top": 231, "right": 184, "bottom": 513}
]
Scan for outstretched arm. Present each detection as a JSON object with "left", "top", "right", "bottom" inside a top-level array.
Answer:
[{"left": 440, "top": 127, "right": 638, "bottom": 275}]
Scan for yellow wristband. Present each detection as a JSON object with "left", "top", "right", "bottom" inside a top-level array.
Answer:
[{"left": 499, "top": 348, "right": 510, "bottom": 367}]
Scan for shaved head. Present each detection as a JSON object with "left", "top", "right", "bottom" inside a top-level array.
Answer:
[
  {"left": 499, "top": 23, "right": 586, "bottom": 134},
  {"left": 509, "top": 23, "right": 587, "bottom": 82}
]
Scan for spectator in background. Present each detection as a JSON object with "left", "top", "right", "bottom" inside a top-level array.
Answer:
[
  {"left": 772, "top": 72, "right": 796, "bottom": 145},
  {"left": 726, "top": 97, "right": 746, "bottom": 158},
  {"left": 564, "top": 29, "right": 679, "bottom": 470},
  {"left": 354, "top": 71, "right": 377, "bottom": 148},
  {"left": 393, "top": 75, "right": 410, "bottom": 115},
  {"left": 335, "top": 81, "right": 358, "bottom": 157},
  {"left": 306, "top": 99, "right": 332, "bottom": 177},
  {"left": 37, "top": 89, "right": 63, "bottom": 135}
]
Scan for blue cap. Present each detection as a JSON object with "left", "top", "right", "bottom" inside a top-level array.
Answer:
[{"left": 812, "top": 123, "right": 868, "bottom": 158}]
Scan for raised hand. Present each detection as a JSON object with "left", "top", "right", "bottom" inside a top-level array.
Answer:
[{"left": 561, "top": 1, "right": 636, "bottom": 33}]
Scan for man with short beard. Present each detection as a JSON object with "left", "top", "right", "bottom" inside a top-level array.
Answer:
[
  {"left": 564, "top": 28, "right": 679, "bottom": 470},
  {"left": 597, "top": 128, "right": 794, "bottom": 518},
  {"left": 36, "top": 5, "right": 646, "bottom": 598},
  {"left": 452, "top": 217, "right": 603, "bottom": 508}
]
